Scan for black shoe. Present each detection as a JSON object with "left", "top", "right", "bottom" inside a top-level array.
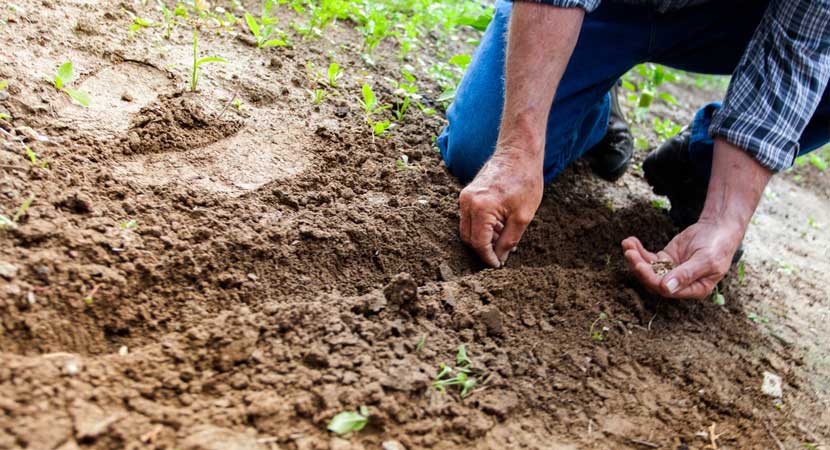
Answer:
[
  {"left": 584, "top": 84, "right": 634, "bottom": 182},
  {"left": 643, "top": 130, "right": 744, "bottom": 263}
]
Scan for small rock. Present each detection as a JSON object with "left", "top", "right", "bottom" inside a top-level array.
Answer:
[
  {"left": 477, "top": 306, "right": 503, "bottom": 336},
  {"left": 118, "top": 346, "right": 128, "bottom": 356},
  {"left": 180, "top": 425, "right": 261, "bottom": 450},
  {"left": 438, "top": 262, "right": 455, "bottom": 281},
  {"left": 761, "top": 371, "right": 783, "bottom": 398},
  {"left": 382, "top": 441, "right": 407, "bottom": 450},
  {"left": 0, "top": 262, "right": 18, "bottom": 279},
  {"left": 64, "top": 358, "right": 81, "bottom": 376},
  {"left": 70, "top": 400, "right": 124, "bottom": 440},
  {"left": 121, "top": 92, "right": 134, "bottom": 102},
  {"left": 0, "top": 91, "right": 9, "bottom": 102},
  {"left": 383, "top": 272, "right": 418, "bottom": 313}
]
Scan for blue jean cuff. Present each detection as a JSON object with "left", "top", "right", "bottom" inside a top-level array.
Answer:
[{"left": 688, "top": 101, "right": 722, "bottom": 178}]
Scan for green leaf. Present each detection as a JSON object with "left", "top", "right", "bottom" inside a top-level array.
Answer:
[
  {"left": 327, "top": 410, "right": 368, "bottom": 435},
  {"left": 262, "top": 39, "right": 287, "bottom": 47},
  {"left": 361, "top": 84, "right": 376, "bottom": 111},
  {"left": 738, "top": 260, "right": 746, "bottom": 285},
  {"left": 456, "top": 344, "right": 471, "bottom": 367},
  {"left": 0, "top": 214, "right": 16, "bottom": 229},
  {"left": 0, "top": 113, "right": 10, "bottom": 120},
  {"left": 245, "top": 12, "right": 260, "bottom": 39},
  {"left": 436, "top": 88, "right": 455, "bottom": 103},
  {"left": 372, "top": 120, "right": 390, "bottom": 135},
  {"left": 0, "top": 80, "right": 8, "bottom": 91},
  {"left": 657, "top": 92, "right": 678, "bottom": 105},
  {"left": 638, "top": 91, "right": 653, "bottom": 108},
  {"left": 13, "top": 195, "right": 34, "bottom": 222},
  {"left": 64, "top": 88, "right": 91, "bottom": 107},
  {"left": 448, "top": 54, "right": 471, "bottom": 70},
  {"left": 195, "top": 56, "right": 227, "bottom": 67},
  {"left": 57, "top": 62, "right": 74, "bottom": 86},
  {"left": 620, "top": 80, "right": 636, "bottom": 92}
]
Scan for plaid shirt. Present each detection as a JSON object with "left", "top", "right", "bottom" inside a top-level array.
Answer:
[{"left": 515, "top": 0, "right": 830, "bottom": 172}]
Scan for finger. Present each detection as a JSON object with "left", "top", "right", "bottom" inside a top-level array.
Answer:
[
  {"left": 459, "top": 203, "right": 472, "bottom": 244},
  {"left": 661, "top": 255, "right": 715, "bottom": 297},
  {"left": 672, "top": 277, "right": 717, "bottom": 300},
  {"left": 621, "top": 236, "right": 660, "bottom": 264},
  {"left": 625, "top": 250, "right": 663, "bottom": 293},
  {"left": 494, "top": 213, "right": 531, "bottom": 264},
  {"left": 492, "top": 221, "right": 503, "bottom": 244},
  {"left": 469, "top": 212, "right": 500, "bottom": 268}
]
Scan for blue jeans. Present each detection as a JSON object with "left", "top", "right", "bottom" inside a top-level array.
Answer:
[{"left": 437, "top": 0, "right": 830, "bottom": 184}]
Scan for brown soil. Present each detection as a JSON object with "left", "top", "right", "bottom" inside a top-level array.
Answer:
[{"left": 1, "top": 1, "right": 829, "bottom": 450}]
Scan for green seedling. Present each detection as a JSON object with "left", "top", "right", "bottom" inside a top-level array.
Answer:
[
  {"left": 432, "top": 345, "right": 480, "bottom": 398},
  {"left": 651, "top": 198, "right": 669, "bottom": 210},
  {"left": 10, "top": 195, "right": 34, "bottom": 223},
  {"left": 244, "top": 2, "right": 287, "bottom": 48},
  {"left": 415, "top": 335, "right": 426, "bottom": 352},
  {"left": 653, "top": 117, "right": 682, "bottom": 140},
  {"left": 326, "top": 62, "right": 343, "bottom": 88},
  {"left": 711, "top": 285, "right": 725, "bottom": 306},
  {"left": 24, "top": 145, "right": 48, "bottom": 169},
  {"left": 157, "top": 1, "right": 177, "bottom": 39},
  {"left": 372, "top": 120, "right": 391, "bottom": 136},
  {"left": 120, "top": 219, "right": 138, "bottom": 230},
  {"left": 589, "top": 312, "right": 608, "bottom": 342},
  {"left": 747, "top": 312, "right": 769, "bottom": 324},
  {"left": 0, "top": 214, "right": 15, "bottom": 229},
  {"left": 0, "top": 80, "right": 8, "bottom": 90},
  {"left": 83, "top": 285, "right": 99, "bottom": 306},
  {"left": 128, "top": 15, "right": 155, "bottom": 37},
  {"left": 358, "top": 83, "right": 389, "bottom": 116},
  {"left": 309, "top": 88, "right": 325, "bottom": 105},
  {"left": 190, "top": 30, "right": 226, "bottom": 92},
  {"left": 327, "top": 405, "right": 369, "bottom": 435},
  {"left": 233, "top": 98, "right": 242, "bottom": 109},
  {"left": 737, "top": 260, "right": 746, "bottom": 285},
  {"left": 395, "top": 154, "right": 409, "bottom": 170},
  {"left": 52, "top": 62, "right": 91, "bottom": 107}
]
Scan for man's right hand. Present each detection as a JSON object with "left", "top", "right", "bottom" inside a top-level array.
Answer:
[{"left": 459, "top": 146, "right": 544, "bottom": 268}]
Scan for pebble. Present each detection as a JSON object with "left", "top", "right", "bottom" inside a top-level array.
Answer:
[
  {"left": 0, "top": 262, "right": 18, "bottom": 279},
  {"left": 761, "top": 371, "right": 783, "bottom": 398}
]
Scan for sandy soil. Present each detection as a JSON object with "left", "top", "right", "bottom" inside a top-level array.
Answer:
[{"left": 0, "top": 1, "right": 828, "bottom": 449}]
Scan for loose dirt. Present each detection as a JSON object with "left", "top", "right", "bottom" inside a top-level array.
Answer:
[{"left": 1, "top": 1, "right": 828, "bottom": 449}]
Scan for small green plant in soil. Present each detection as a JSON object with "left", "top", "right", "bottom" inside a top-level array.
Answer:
[
  {"left": 1, "top": 195, "right": 36, "bottom": 230},
  {"left": 433, "top": 345, "right": 478, "bottom": 398},
  {"left": 120, "top": 219, "right": 138, "bottom": 230},
  {"left": 589, "top": 312, "right": 608, "bottom": 342},
  {"left": 190, "top": 30, "right": 226, "bottom": 92},
  {"left": 244, "top": 1, "right": 287, "bottom": 48},
  {"left": 711, "top": 285, "right": 725, "bottom": 306},
  {"left": 326, "top": 62, "right": 343, "bottom": 88},
  {"left": 24, "top": 145, "right": 48, "bottom": 169},
  {"left": 415, "top": 334, "right": 426, "bottom": 352},
  {"left": 327, "top": 405, "right": 369, "bottom": 435},
  {"left": 651, "top": 198, "right": 669, "bottom": 210},
  {"left": 358, "top": 83, "right": 391, "bottom": 136},
  {"left": 653, "top": 117, "right": 682, "bottom": 140},
  {"left": 52, "top": 62, "right": 91, "bottom": 107},
  {"left": 737, "top": 260, "right": 746, "bottom": 285},
  {"left": 308, "top": 88, "right": 325, "bottom": 105},
  {"left": 128, "top": 15, "right": 155, "bottom": 37}
]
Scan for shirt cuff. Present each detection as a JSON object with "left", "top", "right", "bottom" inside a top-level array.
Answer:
[
  {"left": 708, "top": 107, "right": 798, "bottom": 173},
  {"left": 509, "top": 0, "right": 601, "bottom": 13}
]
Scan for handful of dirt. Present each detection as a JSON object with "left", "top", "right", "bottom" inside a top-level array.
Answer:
[{"left": 651, "top": 260, "right": 674, "bottom": 277}]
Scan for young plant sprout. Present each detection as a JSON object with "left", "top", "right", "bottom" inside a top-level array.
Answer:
[
  {"left": 327, "top": 406, "right": 369, "bottom": 435},
  {"left": 432, "top": 345, "right": 479, "bottom": 398},
  {"left": 24, "top": 145, "right": 47, "bottom": 169},
  {"left": 0, "top": 82, "right": 10, "bottom": 119},
  {"left": 190, "top": 30, "right": 227, "bottom": 92},
  {"left": 326, "top": 62, "right": 343, "bottom": 88},
  {"left": 359, "top": 83, "right": 391, "bottom": 135},
  {"left": 52, "top": 62, "right": 91, "bottom": 107},
  {"left": 128, "top": 15, "right": 155, "bottom": 37},
  {"left": 244, "top": 2, "right": 287, "bottom": 48},
  {"left": 589, "top": 312, "right": 608, "bottom": 342},
  {"left": 308, "top": 88, "right": 325, "bottom": 105}
]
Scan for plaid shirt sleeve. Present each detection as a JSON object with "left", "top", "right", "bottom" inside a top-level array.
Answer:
[
  {"left": 709, "top": 0, "right": 830, "bottom": 172},
  {"left": 510, "top": 0, "right": 601, "bottom": 13}
]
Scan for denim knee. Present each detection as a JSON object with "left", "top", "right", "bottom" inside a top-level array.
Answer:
[{"left": 437, "top": 124, "right": 493, "bottom": 184}]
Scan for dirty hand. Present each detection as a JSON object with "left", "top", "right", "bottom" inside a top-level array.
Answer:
[
  {"left": 459, "top": 147, "right": 543, "bottom": 268},
  {"left": 622, "top": 218, "right": 744, "bottom": 299}
]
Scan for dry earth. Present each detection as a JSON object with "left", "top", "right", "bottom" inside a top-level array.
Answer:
[{"left": 0, "top": 1, "right": 828, "bottom": 449}]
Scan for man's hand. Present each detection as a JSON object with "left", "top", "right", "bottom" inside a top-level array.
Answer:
[
  {"left": 623, "top": 138, "right": 772, "bottom": 299},
  {"left": 456, "top": 4, "right": 584, "bottom": 267},
  {"left": 459, "top": 146, "right": 543, "bottom": 267}
]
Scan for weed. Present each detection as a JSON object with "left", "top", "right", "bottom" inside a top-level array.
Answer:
[
  {"left": 327, "top": 406, "right": 369, "bottom": 435},
  {"left": 24, "top": 145, "right": 48, "bottom": 169},
  {"left": 747, "top": 312, "right": 769, "bottom": 324},
  {"left": 589, "top": 312, "right": 608, "bottom": 342},
  {"left": 415, "top": 335, "right": 426, "bottom": 352},
  {"left": 737, "top": 260, "right": 746, "bottom": 285},
  {"left": 244, "top": 1, "right": 287, "bottom": 48},
  {"left": 711, "top": 285, "right": 725, "bottom": 306},
  {"left": 190, "top": 30, "right": 226, "bottom": 92},
  {"left": 433, "top": 345, "right": 479, "bottom": 398},
  {"left": 326, "top": 62, "right": 343, "bottom": 88},
  {"left": 651, "top": 198, "right": 669, "bottom": 210},
  {"left": 52, "top": 62, "right": 91, "bottom": 107}
]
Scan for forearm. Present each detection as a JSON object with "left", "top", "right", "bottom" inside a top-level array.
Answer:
[
  {"left": 700, "top": 138, "right": 773, "bottom": 234},
  {"left": 497, "top": 3, "right": 584, "bottom": 163}
]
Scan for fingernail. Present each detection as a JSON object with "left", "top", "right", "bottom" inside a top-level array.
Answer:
[
  {"left": 666, "top": 278, "right": 679, "bottom": 293},
  {"left": 500, "top": 252, "right": 510, "bottom": 266}
]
